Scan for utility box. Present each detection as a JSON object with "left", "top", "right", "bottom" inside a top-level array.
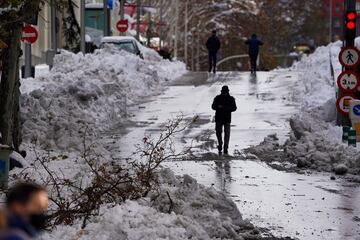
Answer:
[
  {"left": 0, "top": 145, "right": 12, "bottom": 190},
  {"left": 349, "top": 100, "right": 360, "bottom": 141}
]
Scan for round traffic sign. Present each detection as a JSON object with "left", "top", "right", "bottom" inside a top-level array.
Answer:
[
  {"left": 339, "top": 46, "right": 360, "bottom": 69},
  {"left": 116, "top": 20, "right": 129, "bottom": 33},
  {"left": 336, "top": 94, "right": 357, "bottom": 116},
  {"left": 20, "top": 25, "right": 38, "bottom": 44},
  {"left": 337, "top": 70, "right": 360, "bottom": 92}
]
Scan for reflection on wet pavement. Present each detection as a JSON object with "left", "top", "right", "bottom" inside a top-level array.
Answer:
[
  {"left": 107, "top": 71, "right": 360, "bottom": 240},
  {"left": 163, "top": 160, "right": 360, "bottom": 240},
  {"left": 115, "top": 71, "right": 299, "bottom": 156}
]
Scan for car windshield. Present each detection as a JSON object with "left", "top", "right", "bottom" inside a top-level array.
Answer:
[{"left": 103, "top": 41, "right": 137, "bottom": 53}]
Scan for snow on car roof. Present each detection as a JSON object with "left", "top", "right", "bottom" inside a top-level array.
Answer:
[{"left": 101, "top": 36, "right": 137, "bottom": 43}]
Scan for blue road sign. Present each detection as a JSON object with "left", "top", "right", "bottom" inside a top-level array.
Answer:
[
  {"left": 108, "top": 0, "right": 113, "bottom": 9},
  {"left": 353, "top": 104, "right": 360, "bottom": 116}
]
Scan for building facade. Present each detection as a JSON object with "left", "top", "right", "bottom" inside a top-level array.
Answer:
[{"left": 23, "top": 0, "right": 123, "bottom": 65}]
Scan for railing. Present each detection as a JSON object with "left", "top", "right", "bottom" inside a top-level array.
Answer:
[{"left": 217, "top": 54, "right": 297, "bottom": 68}]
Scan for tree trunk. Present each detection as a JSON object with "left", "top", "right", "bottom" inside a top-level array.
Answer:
[
  {"left": 0, "top": 25, "right": 22, "bottom": 147},
  {"left": 0, "top": 0, "right": 42, "bottom": 149}
]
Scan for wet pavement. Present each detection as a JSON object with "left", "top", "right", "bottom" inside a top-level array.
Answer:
[{"left": 105, "top": 71, "right": 360, "bottom": 240}]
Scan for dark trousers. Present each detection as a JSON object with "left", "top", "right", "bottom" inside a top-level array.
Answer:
[
  {"left": 215, "top": 122, "right": 230, "bottom": 152},
  {"left": 249, "top": 54, "right": 258, "bottom": 73},
  {"left": 208, "top": 52, "right": 217, "bottom": 73}
]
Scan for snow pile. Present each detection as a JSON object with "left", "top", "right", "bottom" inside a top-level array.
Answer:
[
  {"left": 14, "top": 44, "right": 268, "bottom": 240},
  {"left": 20, "top": 47, "right": 186, "bottom": 150},
  {"left": 150, "top": 170, "right": 256, "bottom": 239},
  {"left": 290, "top": 41, "right": 341, "bottom": 110},
  {"left": 246, "top": 40, "right": 360, "bottom": 179},
  {"left": 40, "top": 170, "right": 259, "bottom": 240}
]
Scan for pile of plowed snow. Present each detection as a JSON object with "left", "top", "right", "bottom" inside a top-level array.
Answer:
[
  {"left": 20, "top": 47, "right": 186, "bottom": 150},
  {"left": 246, "top": 40, "right": 360, "bottom": 180},
  {"left": 40, "top": 169, "right": 259, "bottom": 240}
]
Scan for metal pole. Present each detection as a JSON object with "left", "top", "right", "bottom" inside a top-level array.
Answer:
[
  {"left": 50, "top": 0, "right": 57, "bottom": 52},
  {"left": 337, "top": 0, "right": 356, "bottom": 126},
  {"left": 120, "top": 0, "right": 125, "bottom": 19},
  {"left": 24, "top": 43, "right": 32, "bottom": 78},
  {"left": 196, "top": 31, "right": 200, "bottom": 71},
  {"left": 147, "top": 0, "right": 152, "bottom": 47},
  {"left": 49, "top": 0, "right": 57, "bottom": 69},
  {"left": 80, "top": 0, "right": 86, "bottom": 53},
  {"left": 136, "top": 0, "right": 141, "bottom": 40},
  {"left": 103, "top": 0, "right": 110, "bottom": 36},
  {"left": 329, "top": 0, "right": 333, "bottom": 42},
  {"left": 119, "top": 0, "right": 125, "bottom": 36},
  {"left": 191, "top": 37, "right": 195, "bottom": 70},
  {"left": 159, "top": 0, "right": 163, "bottom": 48},
  {"left": 184, "top": 0, "right": 188, "bottom": 67},
  {"left": 174, "top": 0, "right": 179, "bottom": 59}
]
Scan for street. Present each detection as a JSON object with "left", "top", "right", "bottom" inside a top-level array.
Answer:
[{"left": 105, "top": 71, "right": 360, "bottom": 240}]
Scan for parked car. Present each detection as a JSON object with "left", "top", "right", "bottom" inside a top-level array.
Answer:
[
  {"left": 100, "top": 36, "right": 143, "bottom": 59},
  {"left": 292, "top": 43, "right": 314, "bottom": 55}
]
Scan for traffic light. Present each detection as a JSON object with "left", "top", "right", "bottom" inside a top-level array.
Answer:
[{"left": 346, "top": 11, "right": 357, "bottom": 45}]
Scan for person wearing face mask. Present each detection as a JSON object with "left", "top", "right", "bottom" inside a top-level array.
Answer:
[
  {"left": 0, "top": 182, "right": 49, "bottom": 240},
  {"left": 211, "top": 86, "right": 237, "bottom": 155}
]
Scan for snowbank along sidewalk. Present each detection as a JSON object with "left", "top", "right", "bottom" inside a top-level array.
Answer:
[
  {"left": 246, "top": 40, "right": 360, "bottom": 181},
  {"left": 20, "top": 47, "right": 186, "bottom": 151}
]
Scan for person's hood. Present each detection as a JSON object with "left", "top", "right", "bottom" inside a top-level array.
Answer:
[{"left": 251, "top": 34, "right": 257, "bottom": 39}]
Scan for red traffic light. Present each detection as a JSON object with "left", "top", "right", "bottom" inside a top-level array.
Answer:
[
  {"left": 347, "top": 12, "right": 356, "bottom": 20},
  {"left": 347, "top": 21, "right": 356, "bottom": 29}
]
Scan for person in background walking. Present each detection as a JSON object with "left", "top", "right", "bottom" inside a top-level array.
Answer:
[
  {"left": 206, "top": 30, "right": 221, "bottom": 74},
  {"left": 212, "top": 86, "right": 237, "bottom": 155},
  {"left": 245, "top": 34, "right": 263, "bottom": 74},
  {"left": 0, "top": 182, "right": 49, "bottom": 240}
]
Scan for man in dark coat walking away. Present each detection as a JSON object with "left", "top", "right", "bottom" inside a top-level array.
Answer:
[
  {"left": 212, "top": 86, "right": 237, "bottom": 155},
  {"left": 245, "top": 34, "right": 263, "bottom": 74},
  {"left": 206, "top": 30, "right": 221, "bottom": 74}
]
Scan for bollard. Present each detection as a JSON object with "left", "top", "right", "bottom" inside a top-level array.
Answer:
[
  {"left": 348, "top": 128, "right": 357, "bottom": 147},
  {"left": 0, "top": 145, "right": 12, "bottom": 190},
  {"left": 343, "top": 126, "right": 350, "bottom": 143}
]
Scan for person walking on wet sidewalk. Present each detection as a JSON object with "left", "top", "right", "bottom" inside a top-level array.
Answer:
[
  {"left": 206, "top": 30, "right": 221, "bottom": 74},
  {"left": 245, "top": 34, "right": 263, "bottom": 74},
  {"left": 212, "top": 86, "right": 237, "bottom": 155}
]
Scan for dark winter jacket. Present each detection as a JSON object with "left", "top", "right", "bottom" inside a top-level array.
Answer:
[
  {"left": 212, "top": 94, "right": 237, "bottom": 123},
  {"left": 245, "top": 35, "right": 263, "bottom": 56},
  {"left": 0, "top": 214, "right": 38, "bottom": 240},
  {"left": 206, "top": 36, "right": 221, "bottom": 54}
]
